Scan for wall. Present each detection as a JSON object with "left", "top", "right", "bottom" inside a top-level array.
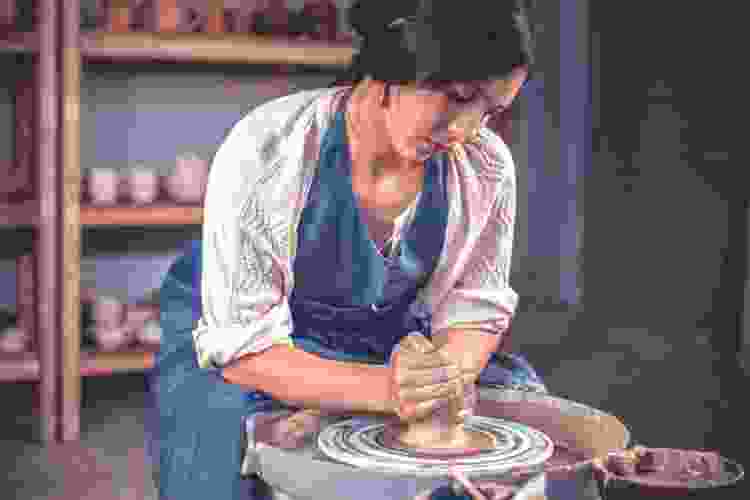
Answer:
[
  {"left": 0, "top": 0, "right": 572, "bottom": 310},
  {"left": 547, "top": 0, "right": 745, "bottom": 466}
]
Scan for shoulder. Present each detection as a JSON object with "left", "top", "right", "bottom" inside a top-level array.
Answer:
[
  {"left": 222, "top": 87, "right": 339, "bottom": 156},
  {"left": 459, "top": 127, "right": 516, "bottom": 198},
  {"left": 206, "top": 88, "right": 342, "bottom": 215}
]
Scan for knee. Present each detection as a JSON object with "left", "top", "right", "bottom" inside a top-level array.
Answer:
[{"left": 159, "top": 369, "right": 248, "bottom": 417}]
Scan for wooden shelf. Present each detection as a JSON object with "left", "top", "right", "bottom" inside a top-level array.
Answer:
[
  {"left": 81, "top": 348, "right": 155, "bottom": 377},
  {"left": 80, "top": 31, "right": 356, "bottom": 67},
  {"left": 0, "top": 347, "right": 157, "bottom": 380},
  {"left": 0, "top": 30, "right": 38, "bottom": 54},
  {"left": 0, "top": 352, "right": 39, "bottom": 382},
  {"left": 0, "top": 199, "right": 38, "bottom": 227},
  {"left": 81, "top": 204, "right": 203, "bottom": 226}
]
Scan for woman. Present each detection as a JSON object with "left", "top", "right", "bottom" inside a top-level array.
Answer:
[{"left": 154, "top": 1, "right": 544, "bottom": 499}]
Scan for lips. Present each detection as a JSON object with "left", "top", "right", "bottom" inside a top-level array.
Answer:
[
  {"left": 429, "top": 135, "right": 462, "bottom": 150},
  {"left": 428, "top": 140, "right": 452, "bottom": 151}
]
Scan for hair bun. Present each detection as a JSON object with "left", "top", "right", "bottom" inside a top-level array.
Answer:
[{"left": 347, "top": 0, "right": 419, "bottom": 39}]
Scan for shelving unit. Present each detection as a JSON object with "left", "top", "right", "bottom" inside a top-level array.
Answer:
[
  {"left": 80, "top": 347, "right": 157, "bottom": 377},
  {"left": 0, "top": 0, "right": 59, "bottom": 444},
  {"left": 1, "top": 0, "right": 356, "bottom": 443},
  {"left": 80, "top": 31, "right": 354, "bottom": 67},
  {"left": 80, "top": 204, "right": 203, "bottom": 226},
  {"left": 0, "top": 30, "right": 38, "bottom": 53},
  {"left": 0, "top": 199, "right": 38, "bottom": 227}
]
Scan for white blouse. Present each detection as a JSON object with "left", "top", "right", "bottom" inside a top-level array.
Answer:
[{"left": 193, "top": 87, "right": 519, "bottom": 369}]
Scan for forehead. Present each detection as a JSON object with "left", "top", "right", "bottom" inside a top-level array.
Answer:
[{"left": 416, "top": 76, "right": 520, "bottom": 94}]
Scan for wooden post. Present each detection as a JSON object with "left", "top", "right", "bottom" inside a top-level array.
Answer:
[
  {"left": 60, "top": 0, "right": 82, "bottom": 442},
  {"left": 35, "top": 0, "right": 59, "bottom": 444}
]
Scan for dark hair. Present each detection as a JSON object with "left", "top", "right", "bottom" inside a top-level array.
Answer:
[{"left": 331, "top": 0, "right": 536, "bottom": 87}]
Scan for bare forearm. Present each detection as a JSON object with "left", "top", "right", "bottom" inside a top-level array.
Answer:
[
  {"left": 431, "top": 329, "right": 502, "bottom": 381},
  {"left": 221, "top": 344, "right": 394, "bottom": 414}
]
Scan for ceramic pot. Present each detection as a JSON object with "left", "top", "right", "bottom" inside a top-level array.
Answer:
[
  {"left": 94, "top": 325, "right": 132, "bottom": 352},
  {"left": 127, "top": 165, "right": 159, "bottom": 205},
  {"left": 137, "top": 319, "right": 162, "bottom": 345},
  {"left": 88, "top": 168, "right": 120, "bottom": 205},
  {"left": 164, "top": 153, "right": 208, "bottom": 204},
  {"left": 0, "top": 327, "right": 29, "bottom": 354},
  {"left": 93, "top": 295, "right": 124, "bottom": 330}
]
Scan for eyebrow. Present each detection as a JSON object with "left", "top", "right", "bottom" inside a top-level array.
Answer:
[{"left": 475, "top": 86, "right": 508, "bottom": 115}]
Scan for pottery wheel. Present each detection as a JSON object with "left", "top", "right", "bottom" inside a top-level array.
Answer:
[{"left": 317, "top": 416, "right": 555, "bottom": 478}]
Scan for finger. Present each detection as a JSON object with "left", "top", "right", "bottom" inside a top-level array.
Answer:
[
  {"left": 400, "top": 332, "right": 435, "bottom": 355},
  {"left": 474, "top": 482, "right": 518, "bottom": 500},
  {"left": 396, "top": 365, "right": 462, "bottom": 387},
  {"left": 399, "top": 380, "right": 463, "bottom": 403},
  {"left": 404, "top": 397, "right": 451, "bottom": 421},
  {"left": 448, "top": 380, "right": 465, "bottom": 423},
  {"left": 449, "top": 467, "right": 487, "bottom": 500},
  {"left": 414, "top": 490, "right": 433, "bottom": 500},
  {"left": 397, "top": 351, "right": 456, "bottom": 370}
]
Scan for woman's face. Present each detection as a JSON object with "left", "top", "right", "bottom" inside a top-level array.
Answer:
[{"left": 383, "top": 67, "right": 528, "bottom": 161}]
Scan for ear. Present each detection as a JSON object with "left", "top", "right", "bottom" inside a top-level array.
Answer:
[
  {"left": 492, "top": 66, "right": 529, "bottom": 106},
  {"left": 507, "top": 66, "right": 529, "bottom": 99}
]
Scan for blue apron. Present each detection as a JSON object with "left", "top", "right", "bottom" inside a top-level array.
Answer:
[{"left": 150, "top": 98, "right": 545, "bottom": 500}]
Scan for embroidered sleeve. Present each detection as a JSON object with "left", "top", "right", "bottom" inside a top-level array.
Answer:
[
  {"left": 192, "top": 127, "right": 295, "bottom": 370},
  {"left": 431, "top": 136, "right": 519, "bottom": 337}
]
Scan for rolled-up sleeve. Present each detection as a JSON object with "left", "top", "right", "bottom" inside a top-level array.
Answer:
[
  {"left": 431, "top": 147, "right": 519, "bottom": 338},
  {"left": 192, "top": 124, "right": 295, "bottom": 370}
]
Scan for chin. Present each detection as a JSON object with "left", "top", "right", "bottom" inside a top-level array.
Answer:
[{"left": 405, "top": 141, "right": 434, "bottom": 162}]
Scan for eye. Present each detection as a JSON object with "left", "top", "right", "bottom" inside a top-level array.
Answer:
[
  {"left": 445, "top": 84, "right": 480, "bottom": 104},
  {"left": 481, "top": 104, "right": 508, "bottom": 127}
]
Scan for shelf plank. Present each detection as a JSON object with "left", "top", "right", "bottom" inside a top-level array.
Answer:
[
  {"left": 0, "top": 348, "right": 157, "bottom": 381},
  {"left": 0, "top": 199, "right": 38, "bottom": 227},
  {"left": 80, "top": 31, "right": 356, "bottom": 67},
  {"left": 80, "top": 348, "right": 155, "bottom": 376},
  {"left": 0, "top": 30, "right": 38, "bottom": 54},
  {"left": 81, "top": 204, "right": 203, "bottom": 226},
  {"left": 0, "top": 352, "right": 40, "bottom": 382}
]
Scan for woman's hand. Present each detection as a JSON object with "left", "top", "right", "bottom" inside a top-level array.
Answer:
[
  {"left": 254, "top": 409, "right": 323, "bottom": 450},
  {"left": 414, "top": 468, "right": 519, "bottom": 500},
  {"left": 390, "top": 332, "right": 466, "bottom": 422}
]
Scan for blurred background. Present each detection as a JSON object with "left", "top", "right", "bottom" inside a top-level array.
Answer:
[{"left": 0, "top": 0, "right": 746, "bottom": 499}]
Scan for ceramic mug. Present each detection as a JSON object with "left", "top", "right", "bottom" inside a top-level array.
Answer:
[
  {"left": 94, "top": 325, "right": 132, "bottom": 352},
  {"left": 165, "top": 153, "right": 209, "bottom": 204},
  {"left": 0, "top": 327, "right": 29, "bottom": 354},
  {"left": 128, "top": 165, "right": 159, "bottom": 205},
  {"left": 125, "top": 303, "right": 159, "bottom": 325},
  {"left": 88, "top": 168, "right": 120, "bottom": 205},
  {"left": 93, "top": 295, "right": 124, "bottom": 330},
  {"left": 137, "top": 319, "right": 162, "bottom": 345}
]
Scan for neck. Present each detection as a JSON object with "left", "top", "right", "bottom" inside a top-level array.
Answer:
[{"left": 345, "top": 83, "right": 419, "bottom": 180}]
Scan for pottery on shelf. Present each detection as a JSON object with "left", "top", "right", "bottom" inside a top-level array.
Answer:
[
  {"left": 94, "top": 325, "right": 133, "bottom": 352},
  {"left": 88, "top": 168, "right": 120, "bottom": 205},
  {"left": 301, "top": 0, "right": 339, "bottom": 41},
  {"left": 222, "top": 0, "right": 264, "bottom": 34},
  {"left": 0, "top": 0, "right": 16, "bottom": 29},
  {"left": 0, "top": 327, "right": 29, "bottom": 354},
  {"left": 251, "top": 0, "right": 289, "bottom": 36},
  {"left": 93, "top": 295, "right": 125, "bottom": 330},
  {"left": 137, "top": 319, "right": 162, "bottom": 345},
  {"left": 164, "top": 152, "right": 208, "bottom": 204},
  {"left": 128, "top": 0, "right": 202, "bottom": 33},
  {"left": 127, "top": 165, "right": 159, "bottom": 205}
]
